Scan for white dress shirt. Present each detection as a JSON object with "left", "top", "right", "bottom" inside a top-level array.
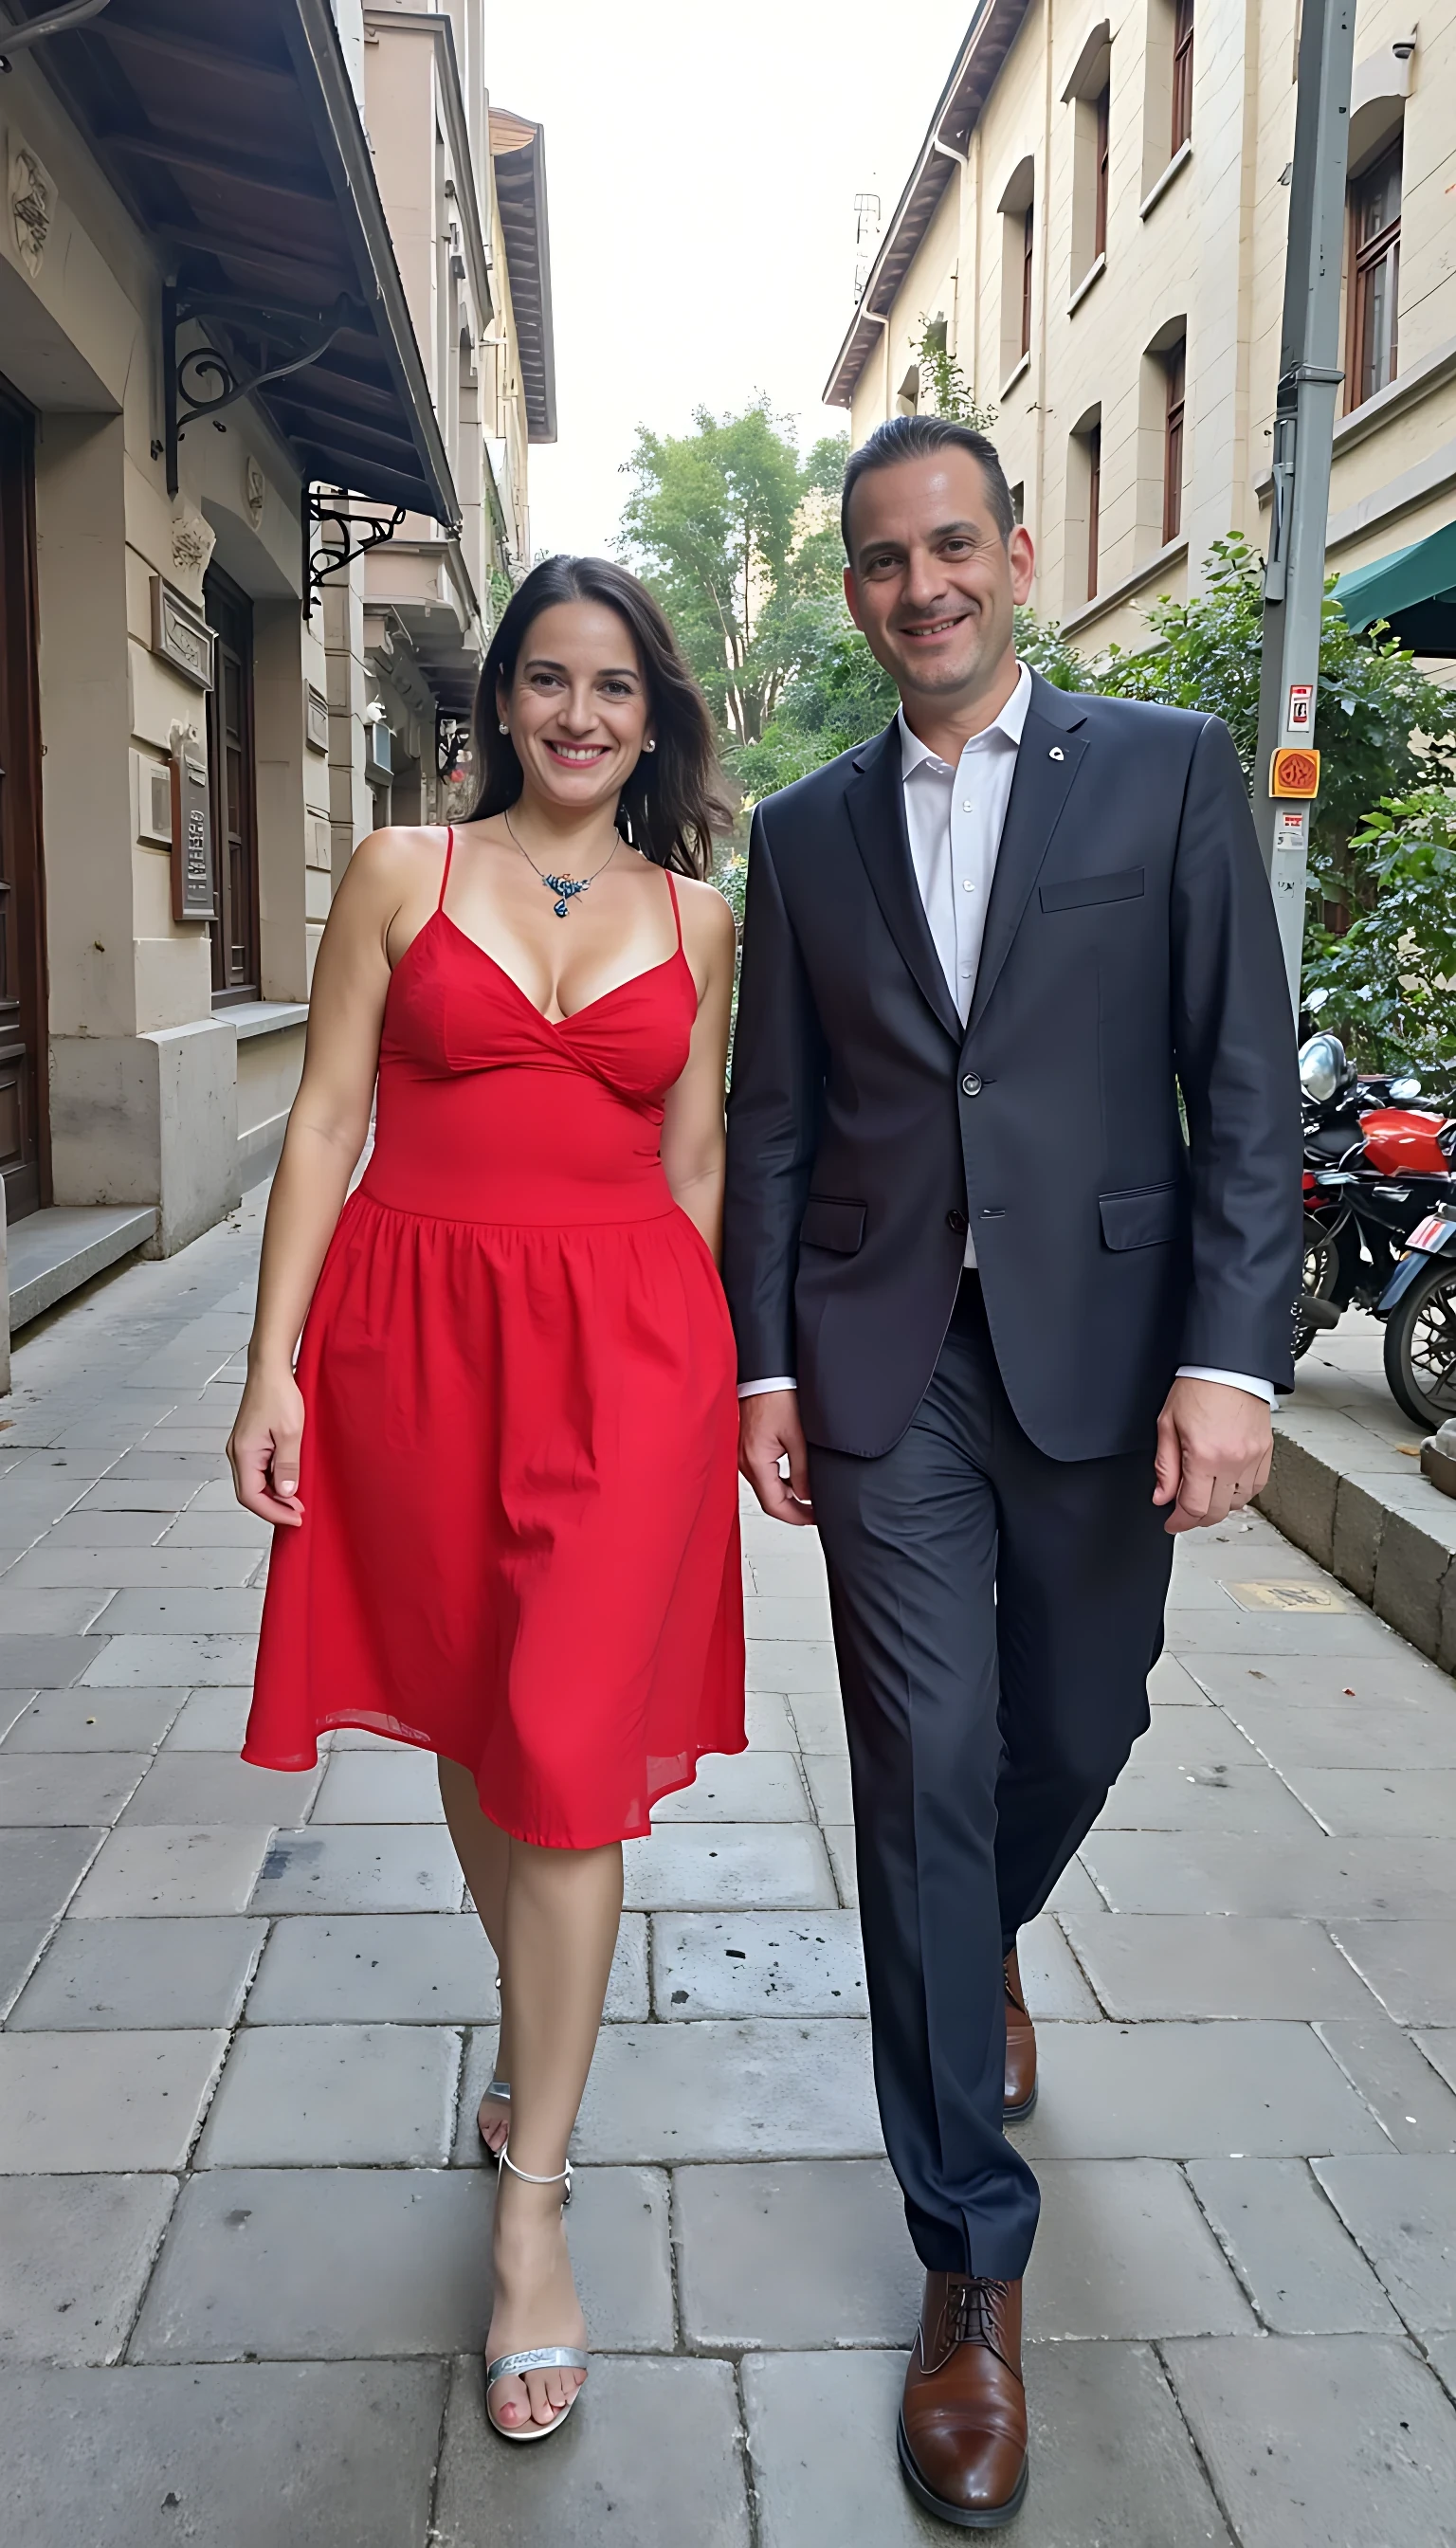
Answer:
[{"left": 739, "top": 662, "right": 1275, "bottom": 1409}]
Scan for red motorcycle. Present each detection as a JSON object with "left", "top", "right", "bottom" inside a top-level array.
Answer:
[{"left": 1298, "top": 1030, "right": 1456, "bottom": 1427}]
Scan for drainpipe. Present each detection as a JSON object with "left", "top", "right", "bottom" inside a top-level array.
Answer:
[
  {"left": 932, "top": 126, "right": 971, "bottom": 373},
  {"left": 861, "top": 308, "right": 892, "bottom": 423}
]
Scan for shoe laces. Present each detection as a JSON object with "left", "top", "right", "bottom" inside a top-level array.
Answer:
[{"left": 942, "top": 2276, "right": 1017, "bottom": 2369}]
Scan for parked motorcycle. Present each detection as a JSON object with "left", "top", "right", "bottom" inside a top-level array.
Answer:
[{"left": 1296, "top": 1029, "right": 1456, "bottom": 1427}]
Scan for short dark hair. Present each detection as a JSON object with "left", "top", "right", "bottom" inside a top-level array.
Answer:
[
  {"left": 465, "top": 555, "right": 732, "bottom": 878},
  {"left": 841, "top": 415, "right": 1016, "bottom": 555}
]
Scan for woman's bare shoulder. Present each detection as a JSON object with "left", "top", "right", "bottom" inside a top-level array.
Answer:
[{"left": 673, "top": 870, "right": 737, "bottom": 961}]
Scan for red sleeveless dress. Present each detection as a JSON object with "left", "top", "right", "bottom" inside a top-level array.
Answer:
[{"left": 243, "top": 835, "right": 745, "bottom": 1847}]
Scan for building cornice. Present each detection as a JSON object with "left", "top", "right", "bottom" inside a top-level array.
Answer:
[{"left": 822, "top": 0, "right": 1033, "bottom": 410}]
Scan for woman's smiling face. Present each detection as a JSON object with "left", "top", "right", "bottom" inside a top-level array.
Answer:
[{"left": 500, "top": 599, "right": 653, "bottom": 813}]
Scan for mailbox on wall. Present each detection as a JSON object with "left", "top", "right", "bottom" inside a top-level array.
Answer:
[{"left": 170, "top": 747, "right": 214, "bottom": 922}]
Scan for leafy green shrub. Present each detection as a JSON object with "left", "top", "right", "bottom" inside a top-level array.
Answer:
[{"left": 1304, "top": 768, "right": 1456, "bottom": 1079}]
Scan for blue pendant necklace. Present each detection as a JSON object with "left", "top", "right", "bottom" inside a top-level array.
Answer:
[{"left": 504, "top": 808, "right": 619, "bottom": 918}]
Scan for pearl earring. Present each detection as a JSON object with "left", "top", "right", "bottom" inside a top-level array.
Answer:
[
  {"left": 644, "top": 738, "right": 656, "bottom": 753},
  {"left": 499, "top": 720, "right": 510, "bottom": 736}
]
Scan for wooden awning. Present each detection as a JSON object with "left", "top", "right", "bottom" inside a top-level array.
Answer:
[{"left": 13, "top": 0, "right": 459, "bottom": 523}]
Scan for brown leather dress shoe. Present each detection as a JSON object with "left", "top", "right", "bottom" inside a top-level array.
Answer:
[
  {"left": 899, "top": 2271, "right": 1028, "bottom": 2527},
  {"left": 1003, "top": 1948, "right": 1037, "bottom": 2121}
]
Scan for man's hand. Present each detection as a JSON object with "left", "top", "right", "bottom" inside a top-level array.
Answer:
[
  {"left": 1154, "top": 1376, "right": 1272, "bottom": 1535},
  {"left": 738, "top": 1389, "right": 815, "bottom": 1527}
]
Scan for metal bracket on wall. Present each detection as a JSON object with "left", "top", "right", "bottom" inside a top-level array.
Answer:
[
  {"left": 0, "top": 0, "right": 112, "bottom": 73},
  {"left": 303, "top": 486, "right": 407, "bottom": 618},
  {"left": 163, "top": 281, "right": 359, "bottom": 499}
]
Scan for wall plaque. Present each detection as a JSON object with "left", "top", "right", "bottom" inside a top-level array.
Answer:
[
  {"left": 150, "top": 575, "right": 214, "bottom": 691},
  {"left": 171, "top": 749, "right": 215, "bottom": 921},
  {"left": 305, "top": 684, "right": 330, "bottom": 753}
]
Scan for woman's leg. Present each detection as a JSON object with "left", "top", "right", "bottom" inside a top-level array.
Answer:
[
  {"left": 439, "top": 1758, "right": 514, "bottom": 2152},
  {"left": 487, "top": 1834, "right": 623, "bottom": 2429}
]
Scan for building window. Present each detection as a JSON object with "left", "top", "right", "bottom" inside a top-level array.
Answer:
[
  {"left": 1094, "top": 85, "right": 1111, "bottom": 258},
  {"left": 203, "top": 563, "right": 261, "bottom": 1005},
  {"left": 1020, "top": 206, "right": 1034, "bottom": 358},
  {"left": 1171, "top": 0, "right": 1194, "bottom": 155},
  {"left": 1347, "top": 142, "right": 1401, "bottom": 409},
  {"left": 1010, "top": 481, "right": 1025, "bottom": 525},
  {"left": 1086, "top": 423, "right": 1101, "bottom": 599},
  {"left": 998, "top": 158, "right": 1036, "bottom": 384},
  {"left": 1163, "top": 337, "right": 1186, "bottom": 542}
]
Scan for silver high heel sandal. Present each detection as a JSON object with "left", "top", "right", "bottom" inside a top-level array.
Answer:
[{"left": 485, "top": 2150, "right": 588, "bottom": 2444}]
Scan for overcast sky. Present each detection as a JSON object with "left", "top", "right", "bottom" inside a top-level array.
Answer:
[{"left": 481, "top": 1, "right": 973, "bottom": 557}]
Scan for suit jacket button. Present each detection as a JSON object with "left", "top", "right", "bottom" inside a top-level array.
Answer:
[
  {"left": 946, "top": 1209, "right": 969, "bottom": 1235},
  {"left": 961, "top": 1072, "right": 983, "bottom": 1098}
]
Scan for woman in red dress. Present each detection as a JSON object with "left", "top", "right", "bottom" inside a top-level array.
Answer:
[{"left": 229, "top": 557, "right": 745, "bottom": 2443}]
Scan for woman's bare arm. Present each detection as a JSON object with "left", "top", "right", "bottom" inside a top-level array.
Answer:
[
  {"left": 659, "top": 880, "right": 737, "bottom": 1262},
  {"left": 227, "top": 829, "right": 427, "bottom": 1522}
]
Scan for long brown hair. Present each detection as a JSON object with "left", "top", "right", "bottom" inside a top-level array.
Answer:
[{"left": 464, "top": 555, "right": 732, "bottom": 878}]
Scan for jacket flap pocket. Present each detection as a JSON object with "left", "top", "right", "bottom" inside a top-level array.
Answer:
[
  {"left": 1040, "top": 865, "right": 1145, "bottom": 913},
  {"left": 800, "top": 1194, "right": 866, "bottom": 1254},
  {"left": 1100, "top": 1182, "right": 1180, "bottom": 1250}
]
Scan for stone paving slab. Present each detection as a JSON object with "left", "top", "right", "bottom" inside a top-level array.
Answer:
[
  {"left": 1028, "top": 2159, "right": 1254, "bottom": 2337},
  {"left": 1060, "top": 1912, "right": 1385, "bottom": 2019},
  {"left": 0, "top": 1823, "right": 103, "bottom": 1921},
  {"left": 1164, "top": 2333, "right": 1456, "bottom": 2546},
  {"left": 161, "top": 1690, "right": 255, "bottom": 1749},
  {"left": 0, "top": 2361, "right": 446, "bottom": 2548},
  {"left": 1418, "top": 2031, "right": 1456, "bottom": 2094},
  {"left": 251, "top": 1910, "right": 646, "bottom": 2028},
  {"left": 1081, "top": 1829, "right": 1456, "bottom": 1918},
  {"left": 195, "top": 2023, "right": 462, "bottom": 2167},
  {"left": 621, "top": 1822, "right": 835, "bottom": 1910},
  {"left": 1187, "top": 2158, "right": 1405, "bottom": 2334},
  {"left": 1313, "top": 2156, "right": 1456, "bottom": 2331},
  {"left": 81, "top": 1634, "right": 260, "bottom": 1686},
  {"left": 1094, "top": 1761, "right": 1322, "bottom": 1835},
  {"left": 650, "top": 1748, "right": 810, "bottom": 1821},
  {"left": 1280, "top": 1765, "right": 1456, "bottom": 1835},
  {"left": 309, "top": 1748, "right": 446, "bottom": 1822},
  {"left": 1313, "top": 2017, "right": 1456, "bottom": 2152},
  {"left": 432, "top": 2354, "right": 752, "bottom": 2548},
  {"left": 1, "top": 1688, "right": 185, "bottom": 1750},
  {"left": 0, "top": 1750, "right": 150, "bottom": 1824},
  {"left": 674, "top": 2159, "right": 919, "bottom": 2349},
  {"left": 1017, "top": 2022, "right": 1391, "bottom": 2158},
  {"left": 118, "top": 1751, "right": 321, "bottom": 1825},
  {"left": 1326, "top": 1921, "right": 1456, "bottom": 2025},
  {"left": 8, "top": 1544, "right": 261, "bottom": 1586},
  {"left": 69, "top": 1826, "right": 274, "bottom": 1918},
  {"left": 0, "top": 2174, "right": 178, "bottom": 2363},
  {"left": 0, "top": 2029, "right": 227, "bottom": 2170},
  {"left": 567, "top": 2019, "right": 881, "bottom": 2164},
  {"left": 248, "top": 1826, "right": 464, "bottom": 1915},
  {"left": 741, "top": 2344, "right": 1236, "bottom": 2547},
  {"left": 9, "top": 1917, "right": 265, "bottom": 2030},
  {"left": 650, "top": 1909, "right": 867, "bottom": 2018},
  {"left": 128, "top": 2165, "right": 672, "bottom": 2361}
]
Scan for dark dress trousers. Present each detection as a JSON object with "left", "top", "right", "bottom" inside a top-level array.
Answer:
[{"left": 723, "top": 674, "right": 1303, "bottom": 2281}]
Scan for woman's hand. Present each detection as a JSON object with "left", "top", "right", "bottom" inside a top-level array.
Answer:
[{"left": 228, "top": 1367, "right": 307, "bottom": 1526}]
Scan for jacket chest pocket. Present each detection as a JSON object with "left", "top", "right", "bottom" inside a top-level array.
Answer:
[
  {"left": 1040, "top": 866, "right": 1144, "bottom": 913},
  {"left": 800, "top": 1195, "right": 866, "bottom": 1254}
]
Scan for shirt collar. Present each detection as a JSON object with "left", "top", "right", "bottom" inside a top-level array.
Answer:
[{"left": 898, "top": 660, "right": 1034, "bottom": 779}]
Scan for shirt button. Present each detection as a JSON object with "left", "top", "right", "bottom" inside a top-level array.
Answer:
[
  {"left": 961, "top": 879, "right": 975, "bottom": 891},
  {"left": 961, "top": 1073, "right": 983, "bottom": 1098},
  {"left": 961, "top": 800, "right": 973, "bottom": 811},
  {"left": 946, "top": 1208, "right": 969, "bottom": 1236}
]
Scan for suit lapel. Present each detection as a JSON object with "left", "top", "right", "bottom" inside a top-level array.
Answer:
[
  {"left": 969, "top": 677, "right": 1090, "bottom": 1034},
  {"left": 844, "top": 720, "right": 962, "bottom": 1044}
]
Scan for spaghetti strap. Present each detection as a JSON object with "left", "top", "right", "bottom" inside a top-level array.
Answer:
[
  {"left": 664, "top": 867, "right": 683, "bottom": 955},
  {"left": 436, "top": 827, "right": 455, "bottom": 914}
]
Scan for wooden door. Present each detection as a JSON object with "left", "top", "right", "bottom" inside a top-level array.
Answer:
[
  {"left": 203, "top": 563, "right": 261, "bottom": 1003},
  {"left": 0, "top": 378, "right": 50, "bottom": 1221}
]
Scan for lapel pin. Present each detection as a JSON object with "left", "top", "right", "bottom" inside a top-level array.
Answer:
[{"left": 1048, "top": 746, "right": 1065, "bottom": 761}]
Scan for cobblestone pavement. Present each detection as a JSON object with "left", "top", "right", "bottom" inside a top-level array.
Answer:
[{"left": 2, "top": 1189, "right": 1455, "bottom": 2547}]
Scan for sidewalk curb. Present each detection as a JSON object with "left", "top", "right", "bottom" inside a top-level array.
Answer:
[{"left": 1257, "top": 1421, "right": 1456, "bottom": 1672}]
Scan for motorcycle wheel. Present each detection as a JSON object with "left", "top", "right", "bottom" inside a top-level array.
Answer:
[
  {"left": 1295, "top": 1213, "right": 1340, "bottom": 1359},
  {"left": 1382, "top": 1259, "right": 1456, "bottom": 1429}
]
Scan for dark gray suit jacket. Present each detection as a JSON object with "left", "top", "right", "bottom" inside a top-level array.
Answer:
[{"left": 722, "top": 673, "right": 1303, "bottom": 1463}]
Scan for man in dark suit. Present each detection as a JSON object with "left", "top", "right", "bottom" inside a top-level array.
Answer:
[{"left": 724, "top": 415, "right": 1301, "bottom": 2528}]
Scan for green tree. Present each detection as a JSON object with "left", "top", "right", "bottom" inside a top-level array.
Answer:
[
  {"left": 1305, "top": 767, "right": 1456, "bottom": 1078},
  {"left": 1087, "top": 535, "right": 1456, "bottom": 918},
  {"left": 616, "top": 400, "right": 848, "bottom": 751},
  {"left": 916, "top": 318, "right": 998, "bottom": 432}
]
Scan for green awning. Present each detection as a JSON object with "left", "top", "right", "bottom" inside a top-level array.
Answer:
[{"left": 1333, "top": 519, "right": 1456, "bottom": 656}]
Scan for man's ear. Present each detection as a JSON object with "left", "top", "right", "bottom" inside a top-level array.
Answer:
[
  {"left": 1009, "top": 524, "right": 1035, "bottom": 608},
  {"left": 843, "top": 561, "right": 865, "bottom": 632}
]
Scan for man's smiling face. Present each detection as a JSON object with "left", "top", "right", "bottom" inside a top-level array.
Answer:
[{"left": 843, "top": 450, "right": 1034, "bottom": 711}]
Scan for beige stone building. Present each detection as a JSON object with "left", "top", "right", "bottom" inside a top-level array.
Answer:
[
  {"left": 826, "top": 0, "right": 1454, "bottom": 655},
  {"left": 0, "top": 0, "right": 552, "bottom": 1338}
]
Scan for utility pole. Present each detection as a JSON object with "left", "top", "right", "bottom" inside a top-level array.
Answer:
[{"left": 1252, "top": 0, "right": 1357, "bottom": 1010}]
